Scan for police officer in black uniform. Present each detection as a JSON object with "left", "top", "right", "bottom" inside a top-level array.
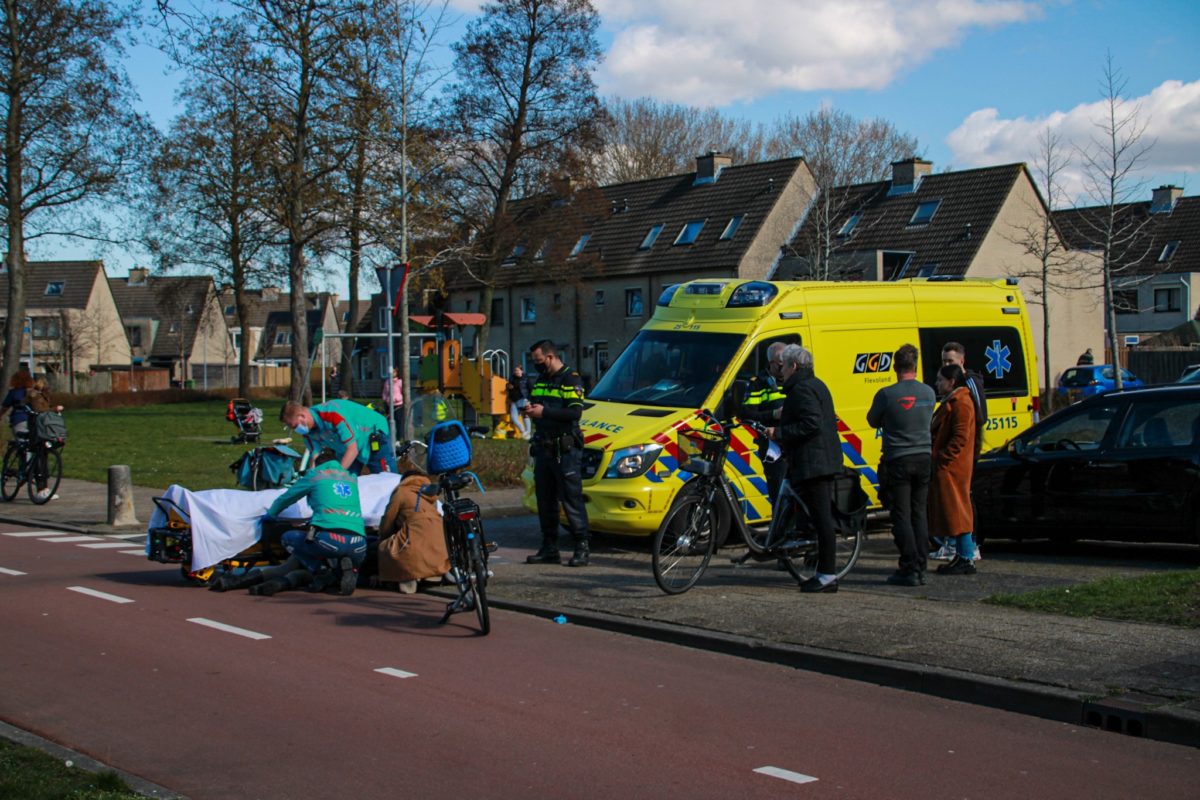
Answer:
[
  {"left": 524, "top": 339, "right": 591, "bottom": 567},
  {"left": 741, "top": 341, "right": 788, "bottom": 503}
]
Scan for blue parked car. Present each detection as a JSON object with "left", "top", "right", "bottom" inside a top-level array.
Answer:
[{"left": 1057, "top": 364, "right": 1144, "bottom": 402}]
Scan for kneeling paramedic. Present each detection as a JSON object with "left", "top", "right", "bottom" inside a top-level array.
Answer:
[
  {"left": 217, "top": 451, "right": 367, "bottom": 596},
  {"left": 524, "top": 339, "right": 591, "bottom": 567}
]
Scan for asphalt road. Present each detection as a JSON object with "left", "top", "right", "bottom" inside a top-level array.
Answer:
[{"left": 2, "top": 522, "right": 1198, "bottom": 799}]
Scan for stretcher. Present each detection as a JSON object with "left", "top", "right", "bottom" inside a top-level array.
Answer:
[{"left": 146, "top": 474, "right": 406, "bottom": 585}]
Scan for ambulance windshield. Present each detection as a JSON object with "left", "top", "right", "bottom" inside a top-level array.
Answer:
[{"left": 588, "top": 329, "right": 744, "bottom": 408}]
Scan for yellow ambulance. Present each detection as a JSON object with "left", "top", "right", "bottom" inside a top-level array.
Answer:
[{"left": 525, "top": 278, "right": 1040, "bottom": 537}]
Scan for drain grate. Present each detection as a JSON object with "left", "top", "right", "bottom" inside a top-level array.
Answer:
[{"left": 1082, "top": 701, "right": 1147, "bottom": 737}]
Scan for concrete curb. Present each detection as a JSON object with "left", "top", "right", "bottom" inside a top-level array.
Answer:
[
  {"left": 0, "top": 719, "right": 186, "bottom": 799},
  {"left": 457, "top": 592, "right": 1200, "bottom": 750}
]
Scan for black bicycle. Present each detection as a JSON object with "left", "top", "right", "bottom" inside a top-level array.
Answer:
[
  {"left": 1, "top": 433, "right": 63, "bottom": 505},
  {"left": 651, "top": 410, "right": 866, "bottom": 594},
  {"left": 407, "top": 435, "right": 493, "bottom": 635}
]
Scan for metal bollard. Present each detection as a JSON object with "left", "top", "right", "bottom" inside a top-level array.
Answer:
[{"left": 107, "top": 465, "right": 139, "bottom": 526}]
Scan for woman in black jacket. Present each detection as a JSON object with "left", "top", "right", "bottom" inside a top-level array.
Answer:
[{"left": 767, "top": 344, "right": 843, "bottom": 593}]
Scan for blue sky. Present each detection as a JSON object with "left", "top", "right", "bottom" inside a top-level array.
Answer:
[{"left": 54, "top": 0, "right": 1200, "bottom": 288}]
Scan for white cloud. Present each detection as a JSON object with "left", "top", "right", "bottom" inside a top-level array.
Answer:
[
  {"left": 946, "top": 79, "right": 1200, "bottom": 201},
  {"left": 595, "top": 0, "right": 1038, "bottom": 105}
]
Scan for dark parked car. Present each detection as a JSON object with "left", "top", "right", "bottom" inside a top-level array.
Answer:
[
  {"left": 1056, "top": 364, "right": 1143, "bottom": 402},
  {"left": 973, "top": 385, "right": 1200, "bottom": 544}
]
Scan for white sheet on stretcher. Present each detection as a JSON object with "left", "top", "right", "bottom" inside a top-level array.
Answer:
[{"left": 146, "top": 473, "right": 409, "bottom": 570}]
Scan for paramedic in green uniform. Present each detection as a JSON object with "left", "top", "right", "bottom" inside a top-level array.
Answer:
[
  {"left": 266, "top": 451, "right": 367, "bottom": 596},
  {"left": 281, "top": 398, "right": 397, "bottom": 474}
]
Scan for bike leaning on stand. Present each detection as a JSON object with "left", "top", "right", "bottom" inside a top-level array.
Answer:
[
  {"left": 417, "top": 420, "right": 494, "bottom": 635},
  {"left": 651, "top": 408, "right": 867, "bottom": 595},
  {"left": 1, "top": 409, "right": 65, "bottom": 505}
]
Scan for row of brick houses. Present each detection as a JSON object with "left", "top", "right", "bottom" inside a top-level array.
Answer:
[{"left": 0, "top": 263, "right": 355, "bottom": 391}]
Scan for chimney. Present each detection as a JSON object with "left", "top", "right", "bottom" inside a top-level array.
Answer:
[
  {"left": 551, "top": 175, "right": 577, "bottom": 197},
  {"left": 695, "top": 151, "right": 733, "bottom": 185},
  {"left": 892, "top": 158, "right": 932, "bottom": 188},
  {"left": 128, "top": 267, "right": 149, "bottom": 286},
  {"left": 1151, "top": 185, "right": 1183, "bottom": 214}
]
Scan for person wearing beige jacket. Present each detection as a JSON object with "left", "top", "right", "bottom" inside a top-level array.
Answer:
[{"left": 377, "top": 471, "right": 450, "bottom": 592}]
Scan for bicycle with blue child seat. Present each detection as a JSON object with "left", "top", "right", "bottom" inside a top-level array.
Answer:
[
  {"left": 651, "top": 408, "right": 866, "bottom": 595},
  {"left": 416, "top": 421, "right": 494, "bottom": 635}
]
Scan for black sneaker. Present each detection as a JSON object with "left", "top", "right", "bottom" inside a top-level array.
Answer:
[
  {"left": 525, "top": 546, "right": 561, "bottom": 565},
  {"left": 337, "top": 557, "right": 357, "bottom": 595},
  {"left": 886, "top": 571, "right": 921, "bottom": 586},
  {"left": 936, "top": 556, "right": 977, "bottom": 576}
]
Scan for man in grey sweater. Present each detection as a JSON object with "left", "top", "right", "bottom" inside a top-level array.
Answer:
[{"left": 866, "top": 344, "right": 936, "bottom": 586}]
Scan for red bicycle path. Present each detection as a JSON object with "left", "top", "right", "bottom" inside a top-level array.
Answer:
[{"left": 1, "top": 524, "right": 1197, "bottom": 799}]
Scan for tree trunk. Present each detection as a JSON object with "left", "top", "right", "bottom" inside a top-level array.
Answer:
[{"left": 3, "top": 44, "right": 26, "bottom": 387}]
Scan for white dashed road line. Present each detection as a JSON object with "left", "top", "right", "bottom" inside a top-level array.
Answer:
[
  {"left": 0, "top": 566, "right": 27, "bottom": 576},
  {"left": 67, "top": 586, "right": 135, "bottom": 604},
  {"left": 374, "top": 667, "right": 418, "bottom": 679},
  {"left": 754, "top": 766, "right": 818, "bottom": 785},
  {"left": 3, "top": 530, "right": 70, "bottom": 537},
  {"left": 79, "top": 541, "right": 144, "bottom": 549},
  {"left": 39, "top": 536, "right": 101, "bottom": 543},
  {"left": 120, "top": 550, "right": 147, "bottom": 556},
  {"left": 187, "top": 618, "right": 271, "bottom": 640},
  {"left": 108, "top": 533, "right": 149, "bottom": 540}
]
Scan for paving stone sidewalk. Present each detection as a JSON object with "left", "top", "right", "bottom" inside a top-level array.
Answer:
[{"left": 3, "top": 477, "right": 1198, "bottom": 747}]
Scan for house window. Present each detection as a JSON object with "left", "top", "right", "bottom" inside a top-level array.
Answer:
[
  {"left": 125, "top": 326, "right": 141, "bottom": 347},
  {"left": 169, "top": 322, "right": 179, "bottom": 333},
  {"left": 674, "top": 219, "right": 706, "bottom": 245},
  {"left": 224, "top": 304, "right": 236, "bottom": 315},
  {"left": 1154, "top": 287, "right": 1181, "bottom": 313},
  {"left": 464, "top": 299, "right": 473, "bottom": 312},
  {"left": 882, "top": 251, "right": 915, "bottom": 280},
  {"left": 595, "top": 290, "right": 605, "bottom": 306},
  {"left": 32, "top": 319, "right": 60, "bottom": 339},
  {"left": 491, "top": 298, "right": 504, "bottom": 326},
  {"left": 640, "top": 224, "right": 664, "bottom": 250},
  {"left": 504, "top": 243, "right": 525, "bottom": 264},
  {"left": 837, "top": 213, "right": 861, "bottom": 237},
  {"left": 377, "top": 307, "right": 388, "bottom": 330},
  {"left": 569, "top": 233, "right": 590, "bottom": 258},
  {"left": 719, "top": 215, "right": 744, "bottom": 241},
  {"left": 553, "top": 293, "right": 562, "bottom": 309},
  {"left": 908, "top": 200, "right": 941, "bottom": 226},
  {"left": 1159, "top": 240, "right": 1180, "bottom": 262},
  {"left": 274, "top": 330, "right": 292, "bottom": 345},
  {"left": 232, "top": 332, "right": 243, "bottom": 350},
  {"left": 44, "top": 282, "right": 64, "bottom": 296},
  {"left": 625, "top": 288, "right": 644, "bottom": 318},
  {"left": 1113, "top": 289, "right": 1139, "bottom": 314},
  {"left": 521, "top": 297, "right": 535, "bottom": 323}
]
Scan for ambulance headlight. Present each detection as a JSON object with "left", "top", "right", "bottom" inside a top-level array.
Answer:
[
  {"left": 604, "top": 444, "right": 663, "bottom": 478},
  {"left": 727, "top": 281, "right": 777, "bottom": 307}
]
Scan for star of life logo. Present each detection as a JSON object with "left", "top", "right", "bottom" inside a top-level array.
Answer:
[
  {"left": 985, "top": 339, "right": 1012, "bottom": 380},
  {"left": 333, "top": 482, "right": 353, "bottom": 498}
]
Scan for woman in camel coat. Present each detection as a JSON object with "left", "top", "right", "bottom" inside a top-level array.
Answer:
[
  {"left": 377, "top": 471, "right": 450, "bottom": 591},
  {"left": 929, "top": 364, "right": 978, "bottom": 575}
]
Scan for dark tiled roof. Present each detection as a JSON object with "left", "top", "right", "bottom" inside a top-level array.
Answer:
[
  {"left": 111, "top": 275, "right": 215, "bottom": 359},
  {"left": 1053, "top": 195, "right": 1200, "bottom": 276},
  {"left": 788, "top": 164, "right": 1026, "bottom": 277},
  {"left": 448, "top": 157, "right": 808, "bottom": 288},
  {"left": 0, "top": 261, "right": 103, "bottom": 311},
  {"left": 219, "top": 288, "right": 293, "bottom": 328},
  {"left": 255, "top": 308, "right": 325, "bottom": 361}
]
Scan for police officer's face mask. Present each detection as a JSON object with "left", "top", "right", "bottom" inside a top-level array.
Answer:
[{"left": 533, "top": 360, "right": 549, "bottom": 375}]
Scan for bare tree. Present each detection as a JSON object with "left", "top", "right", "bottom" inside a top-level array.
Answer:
[
  {"left": 58, "top": 306, "right": 113, "bottom": 391},
  {"left": 1, "top": 0, "right": 151, "bottom": 388},
  {"left": 768, "top": 108, "right": 918, "bottom": 278},
  {"left": 591, "top": 96, "right": 768, "bottom": 184},
  {"left": 149, "top": 15, "right": 277, "bottom": 397},
  {"left": 1074, "top": 54, "right": 1156, "bottom": 390},
  {"left": 441, "top": 0, "right": 605, "bottom": 354}
]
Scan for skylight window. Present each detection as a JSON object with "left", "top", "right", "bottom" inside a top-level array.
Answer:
[
  {"left": 639, "top": 224, "right": 664, "bottom": 250},
  {"left": 837, "top": 214, "right": 861, "bottom": 237},
  {"left": 1159, "top": 240, "right": 1180, "bottom": 262},
  {"left": 44, "top": 282, "right": 64, "bottom": 296},
  {"left": 908, "top": 200, "right": 941, "bottom": 226},
  {"left": 569, "top": 233, "right": 590, "bottom": 258},
  {"left": 674, "top": 219, "right": 706, "bottom": 246},
  {"left": 719, "top": 215, "right": 744, "bottom": 241}
]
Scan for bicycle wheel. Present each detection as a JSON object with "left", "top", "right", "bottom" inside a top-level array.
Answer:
[
  {"left": 28, "top": 447, "right": 62, "bottom": 505},
  {"left": 652, "top": 493, "right": 717, "bottom": 594},
  {"left": 782, "top": 527, "right": 864, "bottom": 583},
  {"left": 0, "top": 445, "right": 23, "bottom": 501},
  {"left": 466, "top": 522, "right": 490, "bottom": 635}
]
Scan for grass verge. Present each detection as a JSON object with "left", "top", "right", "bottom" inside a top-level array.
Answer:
[
  {"left": 1, "top": 399, "right": 527, "bottom": 490},
  {"left": 0, "top": 738, "right": 143, "bottom": 799},
  {"left": 984, "top": 569, "right": 1200, "bottom": 628}
]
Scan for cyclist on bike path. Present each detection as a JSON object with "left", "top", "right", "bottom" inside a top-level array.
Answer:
[
  {"left": 766, "top": 344, "right": 843, "bottom": 594},
  {"left": 524, "top": 339, "right": 591, "bottom": 567},
  {"left": 281, "top": 398, "right": 396, "bottom": 475},
  {"left": 263, "top": 451, "right": 367, "bottom": 596}
]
